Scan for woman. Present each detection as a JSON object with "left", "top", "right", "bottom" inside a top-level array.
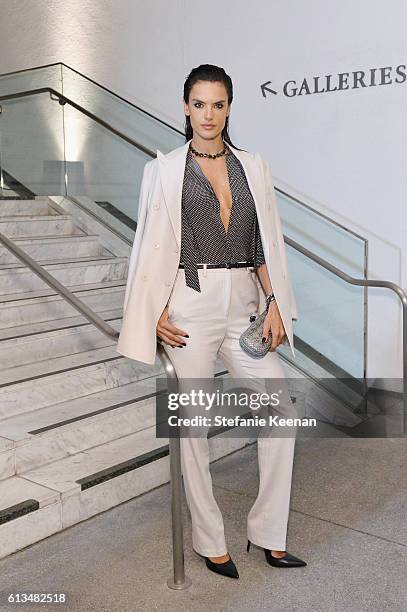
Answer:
[{"left": 117, "top": 64, "right": 306, "bottom": 579}]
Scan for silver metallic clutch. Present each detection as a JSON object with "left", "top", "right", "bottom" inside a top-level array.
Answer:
[
  {"left": 239, "top": 308, "right": 273, "bottom": 359},
  {"left": 239, "top": 216, "right": 273, "bottom": 358}
]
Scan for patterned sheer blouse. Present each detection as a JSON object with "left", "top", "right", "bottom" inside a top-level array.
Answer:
[{"left": 180, "top": 144, "right": 266, "bottom": 292}]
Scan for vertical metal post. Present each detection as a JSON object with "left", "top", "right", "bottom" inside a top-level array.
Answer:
[
  {"left": 157, "top": 346, "right": 192, "bottom": 590},
  {"left": 167, "top": 435, "right": 191, "bottom": 589}
]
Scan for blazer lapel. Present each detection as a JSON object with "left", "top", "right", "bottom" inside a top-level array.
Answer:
[
  {"left": 156, "top": 140, "right": 190, "bottom": 250},
  {"left": 156, "top": 138, "right": 267, "bottom": 254}
]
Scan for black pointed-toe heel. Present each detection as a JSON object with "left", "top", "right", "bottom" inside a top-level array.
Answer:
[
  {"left": 247, "top": 539, "right": 306, "bottom": 567},
  {"left": 194, "top": 550, "right": 239, "bottom": 579}
]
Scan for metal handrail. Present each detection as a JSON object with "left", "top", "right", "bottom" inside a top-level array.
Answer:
[
  {"left": 0, "top": 231, "right": 119, "bottom": 340},
  {"left": 157, "top": 346, "right": 192, "bottom": 590},
  {"left": 0, "top": 228, "right": 189, "bottom": 588},
  {"left": 285, "top": 236, "right": 407, "bottom": 425},
  {"left": 0, "top": 227, "right": 191, "bottom": 587},
  {"left": 0, "top": 61, "right": 185, "bottom": 137},
  {"left": 0, "top": 87, "right": 156, "bottom": 159}
]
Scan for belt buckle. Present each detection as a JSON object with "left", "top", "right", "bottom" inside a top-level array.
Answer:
[{"left": 226, "top": 262, "right": 232, "bottom": 269}]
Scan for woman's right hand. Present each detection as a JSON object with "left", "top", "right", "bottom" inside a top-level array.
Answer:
[{"left": 156, "top": 305, "right": 189, "bottom": 348}]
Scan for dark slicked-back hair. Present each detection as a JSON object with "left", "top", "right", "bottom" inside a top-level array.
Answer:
[{"left": 183, "top": 64, "right": 244, "bottom": 151}]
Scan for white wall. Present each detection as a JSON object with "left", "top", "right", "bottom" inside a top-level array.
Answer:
[{"left": 1, "top": 0, "right": 405, "bottom": 382}]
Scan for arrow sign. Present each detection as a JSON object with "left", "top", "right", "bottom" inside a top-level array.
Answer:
[{"left": 261, "top": 81, "right": 277, "bottom": 97}]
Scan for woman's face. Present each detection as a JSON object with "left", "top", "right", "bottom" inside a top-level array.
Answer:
[{"left": 184, "top": 80, "right": 230, "bottom": 142}]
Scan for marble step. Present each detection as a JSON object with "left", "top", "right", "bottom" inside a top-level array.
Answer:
[
  {"left": 0, "top": 306, "right": 122, "bottom": 340},
  {"left": 24, "top": 425, "right": 244, "bottom": 512},
  {"left": 0, "top": 315, "right": 123, "bottom": 368},
  {"left": 0, "top": 282, "right": 125, "bottom": 329},
  {"left": 0, "top": 215, "right": 86, "bottom": 238},
  {"left": 24, "top": 424, "right": 168, "bottom": 510},
  {"left": 0, "top": 376, "right": 158, "bottom": 443},
  {"left": 0, "top": 376, "right": 162, "bottom": 476},
  {"left": 0, "top": 356, "right": 226, "bottom": 439},
  {"left": 0, "top": 256, "right": 128, "bottom": 295},
  {"left": 0, "top": 424, "right": 249, "bottom": 560},
  {"left": 0, "top": 198, "right": 61, "bottom": 217},
  {"left": 0, "top": 475, "right": 62, "bottom": 559},
  {"left": 0, "top": 352, "right": 159, "bottom": 420},
  {"left": 0, "top": 235, "right": 115, "bottom": 266},
  {"left": 0, "top": 360, "right": 226, "bottom": 478},
  {"left": 0, "top": 340, "right": 126, "bottom": 384}
]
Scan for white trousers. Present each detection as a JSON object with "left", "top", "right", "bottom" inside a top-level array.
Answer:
[{"left": 163, "top": 266, "right": 297, "bottom": 557}]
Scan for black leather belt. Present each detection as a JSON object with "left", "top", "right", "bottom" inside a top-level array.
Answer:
[{"left": 178, "top": 261, "right": 254, "bottom": 269}]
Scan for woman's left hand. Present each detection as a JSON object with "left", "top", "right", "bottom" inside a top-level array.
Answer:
[{"left": 262, "top": 300, "right": 287, "bottom": 351}]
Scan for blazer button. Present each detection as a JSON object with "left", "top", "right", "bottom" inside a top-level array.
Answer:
[
  {"left": 173, "top": 247, "right": 179, "bottom": 253},
  {"left": 142, "top": 274, "right": 148, "bottom": 281},
  {"left": 153, "top": 242, "right": 160, "bottom": 249},
  {"left": 153, "top": 202, "right": 160, "bottom": 210}
]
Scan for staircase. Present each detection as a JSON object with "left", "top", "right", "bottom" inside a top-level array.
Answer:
[{"left": 0, "top": 197, "right": 250, "bottom": 560}]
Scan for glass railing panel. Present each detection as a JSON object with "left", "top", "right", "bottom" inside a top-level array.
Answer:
[
  {"left": 0, "top": 65, "right": 66, "bottom": 199},
  {"left": 279, "top": 244, "right": 365, "bottom": 378},
  {"left": 276, "top": 190, "right": 367, "bottom": 381},
  {"left": 0, "top": 64, "right": 61, "bottom": 101},
  {"left": 0, "top": 90, "right": 65, "bottom": 198},
  {"left": 0, "top": 63, "right": 184, "bottom": 236},
  {"left": 61, "top": 65, "right": 183, "bottom": 157},
  {"left": 59, "top": 65, "right": 184, "bottom": 238},
  {"left": 62, "top": 102, "right": 153, "bottom": 241},
  {"left": 277, "top": 190, "right": 367, "bottom": 275}
]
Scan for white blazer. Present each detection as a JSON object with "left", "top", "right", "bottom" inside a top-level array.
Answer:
[{"left": 116, "top": 138, "right": 297, "bottom": 365}]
